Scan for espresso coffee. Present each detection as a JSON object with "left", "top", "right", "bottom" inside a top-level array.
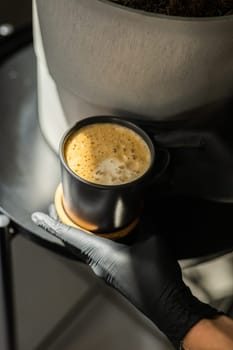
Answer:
[{"left": 64, "top": 123, "right": 152, "bottom": 185}]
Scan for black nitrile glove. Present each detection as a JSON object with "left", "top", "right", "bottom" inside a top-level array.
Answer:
[{"left": 32, "top": 210, "right": 222, "bottom": 349}]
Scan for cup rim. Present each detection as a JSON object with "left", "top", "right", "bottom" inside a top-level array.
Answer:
[{"left": 59, "top": 115, "right": 156, "bottom": 189}]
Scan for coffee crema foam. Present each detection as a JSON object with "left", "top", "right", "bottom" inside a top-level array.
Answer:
[{"left": 65, "top": 123, "right": 152, "bottom": 185}]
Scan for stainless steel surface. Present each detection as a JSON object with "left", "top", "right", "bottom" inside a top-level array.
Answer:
[
  {"left": 0, "top": 45, "right": 62, "bottom": 247},
  {"left": 12, "top": 235, "right": 173, "bottom": 350},
  {"left": 12, "top": 235, "right": 98, "bottom": 350},
  {"left": 35, "top": 0, "right": 233, "bottom": 123}
]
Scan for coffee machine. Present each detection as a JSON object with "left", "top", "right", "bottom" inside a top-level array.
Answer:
[{"left": 33, "top": 0, "right": 233, "bottom": 203}]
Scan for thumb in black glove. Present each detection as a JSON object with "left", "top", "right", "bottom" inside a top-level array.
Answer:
[{"left": 32, "top": 210, "right": 222, "bottom": 349}]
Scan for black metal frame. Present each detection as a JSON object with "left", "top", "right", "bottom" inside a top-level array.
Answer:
[{"left": 0, "top": 215, "right": 16, "bottom": 350}]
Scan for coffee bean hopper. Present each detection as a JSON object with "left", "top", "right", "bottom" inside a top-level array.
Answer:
[{"left": 0, "top": 23, "right": 233, "bottom": 350}]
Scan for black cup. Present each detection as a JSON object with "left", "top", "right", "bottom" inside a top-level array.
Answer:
[{"left": 60, "top": 116, "right": 169, "bottom": 235}]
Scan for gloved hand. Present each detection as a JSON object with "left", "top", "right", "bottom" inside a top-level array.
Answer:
[{"left": 32, "top": 209, "right": 221, "bottom": 349}]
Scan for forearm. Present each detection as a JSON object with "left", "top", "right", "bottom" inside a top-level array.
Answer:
[{"left": 182, "top": 316, "right": 233, "bottom": 350}]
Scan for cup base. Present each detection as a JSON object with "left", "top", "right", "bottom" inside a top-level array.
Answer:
[{"left": 54, "top": 184, "right": 139, "bottom": 239}]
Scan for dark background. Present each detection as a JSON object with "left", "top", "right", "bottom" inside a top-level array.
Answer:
[{"left": 0, "top": 0, "right": 32, "bottom": 28}]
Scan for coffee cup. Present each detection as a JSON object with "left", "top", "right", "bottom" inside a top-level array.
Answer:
[{"left": 58, "top": 116, "right": 169, "bottom": 237}]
